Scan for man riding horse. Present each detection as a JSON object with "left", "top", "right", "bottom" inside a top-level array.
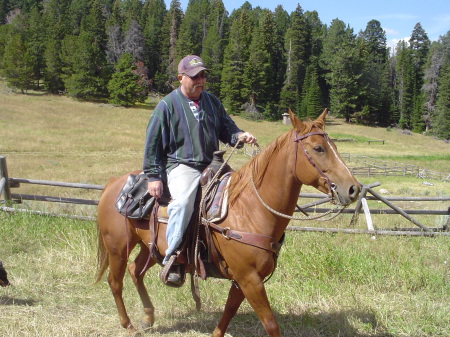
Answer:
[{"left": 143, "top": 55, "right": 257, "bottom": 284}]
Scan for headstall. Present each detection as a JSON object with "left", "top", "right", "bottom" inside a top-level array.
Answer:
[{"left": 293, "top": 131, "right": 337, "bottom": 202}]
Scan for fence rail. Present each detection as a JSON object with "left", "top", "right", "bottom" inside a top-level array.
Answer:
[
  {"left": 1, "top": 156, "right": 449, "bottom": 236},
  {"left": 340, "top": 153, "right": 450, "bottom": 181}
]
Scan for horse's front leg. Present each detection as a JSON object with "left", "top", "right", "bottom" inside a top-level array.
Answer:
[
  {"left": 237, "top": 273, "right": 281, "bottom": 337},
  {"left": 212, "top": 282, "right": 245, "bottom": 337},
  {"left": 128, "top": 242, "right": 157, "bottom": 331}
]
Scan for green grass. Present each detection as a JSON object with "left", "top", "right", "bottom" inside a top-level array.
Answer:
[
  {"left": 1, "top": 212, "right": 448, "bottom": 336},
  {"left": 0, "top": 84, "right": 449, "bottom": 336}
]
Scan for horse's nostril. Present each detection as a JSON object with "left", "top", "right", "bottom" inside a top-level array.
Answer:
[{"left": 349, "top": 185, "right": 359, "bottom": 199}]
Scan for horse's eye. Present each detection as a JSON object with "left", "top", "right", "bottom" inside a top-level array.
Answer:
[{"left": 313, "top": 145, "right": 324, "bottom": 153}]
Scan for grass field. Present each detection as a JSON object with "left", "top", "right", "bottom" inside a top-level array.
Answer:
[{"left": 0, "top": 86, "right": 449, "bottom": 336}]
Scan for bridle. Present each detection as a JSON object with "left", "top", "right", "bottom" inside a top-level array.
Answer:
[
  {"left": 250, "top": 129, "right": 346, "bottom": 221},
  {"left": 293, "top": 131, "right": 337, "bottom": 200}
]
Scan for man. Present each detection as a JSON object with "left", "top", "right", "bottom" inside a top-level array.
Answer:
[{"left": 143, "top": 55, "right": 256, "bottom": 282}]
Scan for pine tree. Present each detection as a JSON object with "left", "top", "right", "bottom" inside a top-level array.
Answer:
[
  {"left": 108, "top": 52, "right": 145, "bottom": 106},
  {"left": 41, "top": 0, "right": 68, "bottom": 93},
  {"left": 243, "top": 9, "right": 276, "bottom": 115},
  {"left": 272, "top": 5, "right": 289, "bottom": 114},
  {"left": 220, "top": 6, "right": 253, "bottom": 113},
  {"left": 25, "top": 6, "right": 45, "bottom": 89},
  {"left": 280, "top": 4, "right": 308, "bottom": 113},
  {"left": 106, "top": 0, "right": 124, "bottom": 65},
  {"left": 200, "top": 0, "right": 227, "bottom": 96},
  {"left": 142, "top": 0, "right": 167, "bottom": 79},
  {"left": 0, "top": 0, "right": 8, "bottom": 25},
  {"left": 67, "top": 0, "right": 91, "bottom": 35},
  {"left": 158, "top": 0, "right": 183, "bottom": 91},
  {"left": 121, "top": 0, "right": 143, "bottom": 27},
  {"left": 395, "top": 40, "right": 415, "bottom": 129},
  {"left": 176, "top": 0, "right": 210, "bottom": 60},
  {"left": 422, "top": 31, "right": 450, "bottom": 132},
  {"left": 432, "top": 61, "right": 450, "bottom": 139},
  {"left": 62, "top": 0, "right": 110, "bottom": 99},
  {"left": 2, "top": 33, "right": 35, "bottom": 93},
  {"left": 299, "top": 62, "right": 323, "bottom": 119},
  {"left": 321, "top": 19, "right": 362, "bottom": 122},
  {"left": 358, "top": 19, "right": 390, "bottom": 125},
  {"left": 409, "top": 23, "right": 430, "bottom": 132}
]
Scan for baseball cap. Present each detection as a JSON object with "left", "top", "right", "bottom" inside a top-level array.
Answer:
[{"left": 178, "top": 55, "right": 207, "bottom": 77}]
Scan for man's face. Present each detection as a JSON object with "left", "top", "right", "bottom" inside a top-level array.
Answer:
[{"left": 178, "top": 71, "right": 207, "bottom": 100}]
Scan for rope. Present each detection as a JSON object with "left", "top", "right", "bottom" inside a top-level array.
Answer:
[
  {"left": 193, "top": 139, "right": 250, "bottom": 286},
  {"left": 249, "top": 173, "right": 346, "bottom": 221}
]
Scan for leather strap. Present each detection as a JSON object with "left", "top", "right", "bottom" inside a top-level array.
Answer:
[
  {"left": 293, "top": 131, "right": 333, "bottom": 195},
  {"left": 206, "top": 221, "right": 283, "bottom": 255}
]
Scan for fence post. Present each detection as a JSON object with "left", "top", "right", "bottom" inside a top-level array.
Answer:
[
  {"left": 368, "top": 187, "right": 431, "bottom": 232},
  {"left": 0, "top": 156, "right": 12, "bottom": 204}
]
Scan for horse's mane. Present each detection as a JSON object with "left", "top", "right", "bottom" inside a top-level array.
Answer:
[{"left": 228, "top": 119, "right": 319, "bottom": 206}]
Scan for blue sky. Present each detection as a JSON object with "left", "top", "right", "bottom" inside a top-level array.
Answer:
[{"left": 171, "top": 0, "right": 450, "bottom": 51}]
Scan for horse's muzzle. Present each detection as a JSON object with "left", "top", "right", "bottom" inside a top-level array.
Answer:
[{"left": 331, "top": 182, "right": 360, "bottom": 206}]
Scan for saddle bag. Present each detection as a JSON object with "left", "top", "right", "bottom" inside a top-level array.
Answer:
[{"left": 115, "top": 173, "right": 155, "bottom": 219}]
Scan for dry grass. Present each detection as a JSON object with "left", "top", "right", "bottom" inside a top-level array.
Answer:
[{"left": 0, "top": 85, "right": 449, "bottom": 337}]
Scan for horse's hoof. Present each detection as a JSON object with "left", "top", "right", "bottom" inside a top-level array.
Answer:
[{"left": 141, "top": 319, "right": 154, "bottom": 332}]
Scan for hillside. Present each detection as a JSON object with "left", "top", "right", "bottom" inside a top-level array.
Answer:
[{"left": 1, "top": 87, "right": 449, "bottom": 198}]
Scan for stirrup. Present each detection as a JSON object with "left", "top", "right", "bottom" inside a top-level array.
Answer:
[{"left": 160, "top": 254, "right": 185, "bottom": 288}]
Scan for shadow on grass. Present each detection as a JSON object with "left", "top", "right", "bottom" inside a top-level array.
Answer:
[
  {"left": 149, "top": 308, "right": 393, "bottom": 337},
  {"left": 0, "top": 295, "right": 38, "bottom": 306}
]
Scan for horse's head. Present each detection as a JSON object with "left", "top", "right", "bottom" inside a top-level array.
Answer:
[{"left": 289, "top": 108, "right": 360, "bottom": 206}]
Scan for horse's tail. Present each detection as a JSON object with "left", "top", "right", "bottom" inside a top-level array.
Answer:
[
  {"left": 95, "top": 181, "right": 113, "bottom": 284},
  {"left": 95, "top": 224, "right": 109, "bottom": 284}
]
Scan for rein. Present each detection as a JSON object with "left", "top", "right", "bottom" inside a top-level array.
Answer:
[{"left": 250, "top": 130, "right": 346, "bottom": 221}]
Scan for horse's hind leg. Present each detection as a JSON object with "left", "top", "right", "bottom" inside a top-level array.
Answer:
[
  {"left": 212, "top": 283, "right": 245, "bottom": 337},
  {"left": 106, "top": 243, "right": 139, "bottom": 334},
  {"left": 128, "top": 242, "right": 157, "bottom": 331}
]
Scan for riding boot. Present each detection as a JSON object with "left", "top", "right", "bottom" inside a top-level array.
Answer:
[{"left": 167, "top": 264, "right": 182, "bottom": 285}]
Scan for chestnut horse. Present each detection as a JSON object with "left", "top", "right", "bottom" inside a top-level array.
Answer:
[{"left": 96, "top": 109, "right": 360, "bottom": 336}]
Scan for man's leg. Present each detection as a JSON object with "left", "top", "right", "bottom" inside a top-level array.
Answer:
[{"left": 163, "top": 164, "right": 201, "bottom": 264}]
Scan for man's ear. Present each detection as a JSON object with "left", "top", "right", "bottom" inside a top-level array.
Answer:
[{"left": 177, "top": 74, "right": 183, "bottom": 81}]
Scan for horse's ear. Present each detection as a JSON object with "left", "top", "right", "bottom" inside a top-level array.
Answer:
[
  {"left": 288, "top": 108, "right": 305, "bottom": 131},
  {"left": 315, "top": 108, "right": 328, "bottom": 129}
]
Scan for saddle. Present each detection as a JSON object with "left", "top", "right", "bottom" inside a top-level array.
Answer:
[{"left": 150, "top": 151, "right": 233, "bottom": 287}]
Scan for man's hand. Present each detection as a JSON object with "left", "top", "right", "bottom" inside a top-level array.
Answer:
[
  {"left": 148, "top": 180, "right": 163, "bottom": 199},
  {"left": 238, "top": 132, "right": 257, "bottom": 145}
]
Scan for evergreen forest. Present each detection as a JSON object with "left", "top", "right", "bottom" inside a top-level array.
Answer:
[{"left": 0, "top": 0, "right": 449, "bottom": 140}]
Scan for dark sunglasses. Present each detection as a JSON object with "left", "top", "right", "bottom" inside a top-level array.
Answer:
[{"left": 184, "top": 71, "right": 207, "bottom": 80}]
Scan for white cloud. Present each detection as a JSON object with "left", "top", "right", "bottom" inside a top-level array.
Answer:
[
  {"left": 387, "top": 37, "right": 410, "bottom": 53},
  {"left": 384, "top": 27, "right": 400, "bottom": 36}
]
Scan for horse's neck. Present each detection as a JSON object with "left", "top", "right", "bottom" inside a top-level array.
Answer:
[
  {"left": 253, "top": 135, "right": 302, "bottom": 224},
  {"left": 263, "top": 149, "right": 301, "bottom": 206}
]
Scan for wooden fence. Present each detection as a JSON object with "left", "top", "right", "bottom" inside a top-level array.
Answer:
[
  {"left": 1, "top": 156, "right": 449, "bottom": 237},
  {"left": 340, "top": 153, "right": 450, "bottom": 181}
]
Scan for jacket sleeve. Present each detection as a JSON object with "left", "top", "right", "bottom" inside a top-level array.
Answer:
[{"left": 142, "top": 106, "right": 166, "bottom": 181}]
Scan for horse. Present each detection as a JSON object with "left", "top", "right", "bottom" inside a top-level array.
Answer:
[{"left": 96, "top": 109, "right": 360, "bottom": 336}]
